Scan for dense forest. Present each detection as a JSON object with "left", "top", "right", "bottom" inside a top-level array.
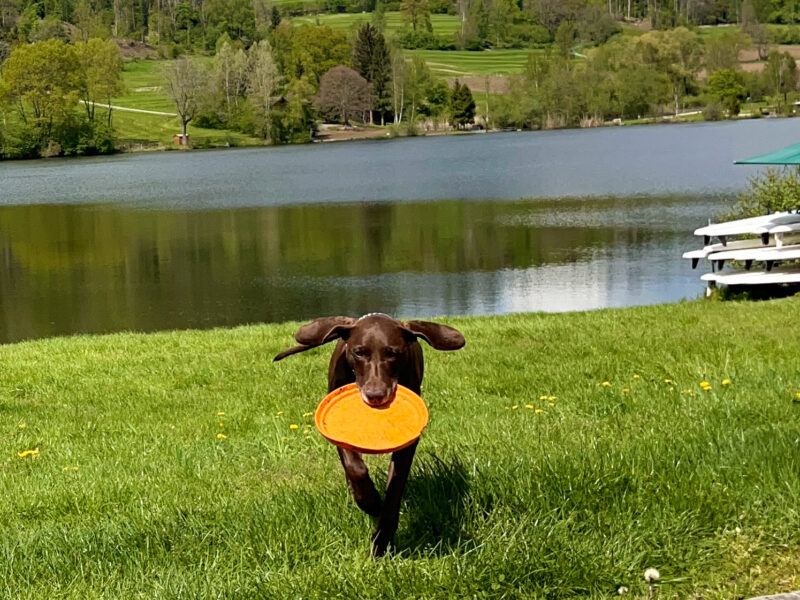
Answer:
[
  {"left": 0, "top": 0, "right": 798, "bottom": 159},
  {"left": 1, "top": 0, "right": 800, "bottom": 52}
]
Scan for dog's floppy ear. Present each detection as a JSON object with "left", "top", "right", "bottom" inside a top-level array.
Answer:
[
  {"left": 273, "top": 316, "right": 356, "bottom": 362},
  {"left": 403, "top": 320, "right": 465, "bottom": 351}
]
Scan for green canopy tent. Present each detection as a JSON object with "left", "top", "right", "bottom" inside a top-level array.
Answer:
[{"left": 734, "top": 142, "right": 800, "bottom": 165}]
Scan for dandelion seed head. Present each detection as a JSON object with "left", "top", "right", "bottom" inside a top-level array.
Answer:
[{"left": 644, "top": 568, "right": 660, "bottom": 583}]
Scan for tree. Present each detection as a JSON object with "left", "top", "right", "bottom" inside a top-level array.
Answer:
[
  {"left": 164, "top": 57, "right": 208, "bottom": 143},
  {"left": 270, "top": 6, "right": 281, "bottom": 30},
  {"left": 372, "top": 0, "right": 386, "bottom": 31},
  {"left": 247, "top": 40, "right": 280, "bottom": 139},
  {"left": 554, "top": 20, "right": 576, "bottom": 57},
  {"left": 636, "top": 28, "right": 702, "bottom": 116},
  {"left": 391, "top": 48, "right": 407, "bottom": 124},
  {"left": 215, "top": 40, "right": 249, "bottom": 118},
  {"left": 764, "top": 50, "right": 797, "bottom": 113},
  {"left": 450, "top": 79, "right": 475, "bottom": 128},
  {"left": 741, "top": 1, "right": 768, "bottom": 60},
  {"left": 401, "top": 0, "right": 432, "bottom": 32},
  {"left": 0, "top": 39, "right": 82, "bottom": 143},
  {"left": 405, "top": 55, "right": 432, "bottom": 125},
  {"left": 704, "top": 30, "right": 750, "bottom": 74},
  {"left": 352, "top": 23, "right": 391, "bottom": 124},
  {"left": 707, "top": 68, "right": 747, "bottom": 115},
  {"left": 314, "top": 65, "right": 371, "bottom": 125},
  {"left": 290, "top": 25, "right": 351, "bottom": 85},
  {"left": 75, "top": 38, "right": 124, "bottom": 128}
]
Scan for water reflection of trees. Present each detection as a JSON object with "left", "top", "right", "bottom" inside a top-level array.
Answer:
[{"left": 0, "top": 201, "right": 655, "bottom": 343}]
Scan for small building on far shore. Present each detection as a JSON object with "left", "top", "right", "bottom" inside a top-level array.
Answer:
[{"left": 173, "top": 133, "right": 189, "bottom": 146}]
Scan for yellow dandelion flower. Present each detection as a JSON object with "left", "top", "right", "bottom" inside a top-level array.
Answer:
[
  {"left": 305, "top": 436, "right": 311, "bottom": 440},
  {"left": 525, "top": 404, "right": 534, "bottom": 409},
  {"left": 703, "top": 386, "right": 712, "bottom": 392},
  {"left": 216, "top": 433, "right": 227, "bottom": 440},
  {"left": 548, "top": 396, "right": 556, "bottom": 401},
  {"left": 17, "top": 448, "right": 39, "bottom": 459},
  {"left": 18, "top": 423, "right": 25, "bottom": 430},
  {"left": 602, "top": 381, "right": 611, "bottom": 387},
  {"left": 795, "top": 392, "right": 800, "bottom": 400},
  {"left": 534, "top": 409, "right": 543, "bottom": 414},
  {"left": 622, "top": 388, "right": 630, "bottom": 393},
  {"left": 511, "top": 405, "right": 519, "bottom": 410},
  {"left": 669, "top": 387, "right": 674, "bottom": 392},
  {"left": 275, "top": 411, "right": 283, "bottom": 416},
  {"left": 633, "top": 374, "right": 640, "bottom": 380},
  {"left": 218, "top": 422, "right": 224, "bottom": 428},
  {"left": 700, "top": 380, "right": 710, "bottom": 387},
  {"left": 302, "top": 412, "right": 313, "bottom": 418},
  {"left": 722, "top": 379, "right": 731, "bottom": 386},
  {"left": 289, "top": 424, "right": 299, "bottom": 430},
  {"left": 539, "top": 395, "right": 548, "bottom": 401},
  {"left": 664, "top": 379, "right": 674, "bottom": 385},
  {"left": 63, "top": 465, "right": 79, "bottom": 472},
  {"left": 217, "top": 412, "right": 226, "bottom": 417},
  {"left": 548, "top": 402, "right": 554, "bottom": 407}
]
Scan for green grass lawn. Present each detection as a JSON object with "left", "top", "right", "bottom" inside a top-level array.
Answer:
[
  {"left": 2, "top": 299, "right": 800, "bottom": 598},
  {"left": 409, "top": 49, "right": 533, "bottom": 76},
  {"left": 291, "top": 11, "right": 462, "bottom": 39},
  {"left": 105, "top": 58, "right": 262, "bottom": 149}
]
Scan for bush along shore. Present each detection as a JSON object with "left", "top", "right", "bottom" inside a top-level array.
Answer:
[{"left": 2, "top": 298, "right": 800, "bottom": 599}]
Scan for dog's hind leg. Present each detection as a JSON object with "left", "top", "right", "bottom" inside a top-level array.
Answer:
[
  {"left": 371, "top": 439, "right": 418, "bottom": 557},
  {"left": 337, "top": 447, "right": 382, "bottom": 517}
]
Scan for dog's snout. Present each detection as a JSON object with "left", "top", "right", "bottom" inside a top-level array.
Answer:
[
  {"left": 360, "top": 382, "right": 397, "bottom": 407},
  {"left": 364, "top": 390, "right": 385, "bottom": 404}
]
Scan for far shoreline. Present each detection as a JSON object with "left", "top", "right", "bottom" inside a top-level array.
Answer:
[{"left": 3, "top": 112, "right": 792, "bottom": 164}]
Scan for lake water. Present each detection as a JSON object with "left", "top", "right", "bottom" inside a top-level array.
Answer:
[{"left": 2, "top": 119, "right": 799, "bottom": 343}]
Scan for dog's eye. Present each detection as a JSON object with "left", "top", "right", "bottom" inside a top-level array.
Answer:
[
  {"left": 384, "top": 348, "right": 399, "bottom": 359},
  {"left": 353, "top": 347, "right": 370, "bottom": 358}
]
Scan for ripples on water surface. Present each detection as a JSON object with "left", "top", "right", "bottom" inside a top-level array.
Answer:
[{"left": 2, "top": 119, "right": 800, "bottom": 343}]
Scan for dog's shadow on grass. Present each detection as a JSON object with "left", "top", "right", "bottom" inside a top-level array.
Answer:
[{"left": 395, "top": 454, "right": 479, "bottom": 556}]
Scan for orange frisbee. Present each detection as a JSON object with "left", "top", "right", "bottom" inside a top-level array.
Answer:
[{"left": 315, "top": 383, "right": 429, "bottom": 454}]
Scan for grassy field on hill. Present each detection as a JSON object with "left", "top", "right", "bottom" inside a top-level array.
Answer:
[
  {"left": 2, "top": 299, "right": 800, "bottom": 598},
  {"left": 106, "top": 59, "right": 262, "bottom": 149},
  {"left": 409, "top": 49, "right": 533, "bottom": 76},
  {"left": 292, "top": 11, "right": 463, "bottom": 39}
]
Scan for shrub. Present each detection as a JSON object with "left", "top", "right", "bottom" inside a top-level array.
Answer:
[{"left": 731, "top": 168, "right": 800, "bottom": 219}]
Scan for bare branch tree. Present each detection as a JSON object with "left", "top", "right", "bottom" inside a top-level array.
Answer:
[
  {"left": 314, "top": 65, "right": 371, "bottom": 125},
  {"left": 247, "top": 40, "right": 279, "bottom": 140},
  {"left": 164, "top": 57, "right": 207, "bottom": 144}
]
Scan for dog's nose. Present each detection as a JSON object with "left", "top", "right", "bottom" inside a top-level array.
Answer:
[{"left": 363, "top": 390, "right": 386, "bottom": 406}]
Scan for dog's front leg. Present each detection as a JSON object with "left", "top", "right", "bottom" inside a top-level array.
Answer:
[
  {"left": 337, "top": 447, "right": 382, "bottom": 517},
  {"left": 371, "top": 439, "right": 418, "bottom": 557}
]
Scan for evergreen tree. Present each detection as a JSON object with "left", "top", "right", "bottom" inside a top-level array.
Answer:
[
  {"left": 352, "top": 23, "right": 391, "bottom": 124},
  {"left": 450, "top": 80, "right": 475, "bottom": 129}
]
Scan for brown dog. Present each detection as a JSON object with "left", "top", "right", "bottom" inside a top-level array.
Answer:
[{"left": 274, "top": 313, "right": 465, "bottom": 556}]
